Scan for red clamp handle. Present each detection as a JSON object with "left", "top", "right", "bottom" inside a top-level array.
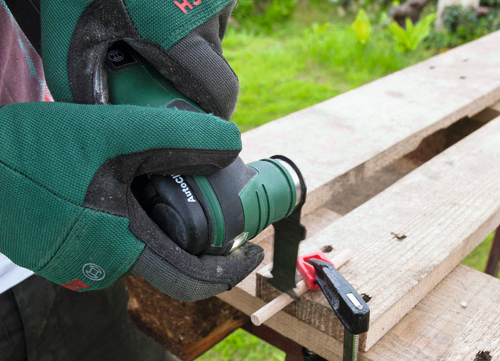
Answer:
[{"left": 297, "top": 252, "right": 334, "bottom": 290}]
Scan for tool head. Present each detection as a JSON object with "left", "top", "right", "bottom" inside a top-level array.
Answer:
[{"left": 266, "top": 156, "right": 307, "bottom": 294}]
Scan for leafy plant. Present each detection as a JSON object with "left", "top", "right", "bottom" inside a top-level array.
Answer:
[
  {"left": 390, "top": 13, "right": 436, "bottom": 51},
  {"left": 352, "top": 9, "right": 372, "bottom": 45},
  {"left": 443, "top": 5, "right": 478, "bottom": 35}
]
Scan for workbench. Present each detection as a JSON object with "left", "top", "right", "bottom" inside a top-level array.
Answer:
[{"left": 126, "top": 30, "right": 500, "bottom": 360}]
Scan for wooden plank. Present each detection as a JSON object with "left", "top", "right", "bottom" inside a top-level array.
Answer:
[
  {"left": 257, "top": 116, "right": 500, "bottom": 351},
  {"left": 366, "top": 265, "right": 500, "bottom": 361},
  {"left": 240, "top": 31, "right": 500, "bottom": 217},
  {"left": 220, "top": 265, "right": 500, "bottom": 361},
  {"left": 218, "top": 286, "right": 345, "bottom": 360},
  {"left": 437, "top": 290, "right": 500, "bottom": 361}
]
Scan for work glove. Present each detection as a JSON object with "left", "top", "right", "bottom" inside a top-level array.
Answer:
[
  {"left": 0, "top": 0, "right": 264, "bottom": 302},
  {"left": 0, "top": 103, "right": 263, "bottom": 302},
  {"left": 41, "top": 0, "right": 239, "bottom": 120}
]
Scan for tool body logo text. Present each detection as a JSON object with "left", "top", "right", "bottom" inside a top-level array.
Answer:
[{"left": 172, "top": 175, "right": 197, "bottom": 203}]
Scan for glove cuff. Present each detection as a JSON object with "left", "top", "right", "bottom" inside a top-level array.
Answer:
[{"left": 38, "top": 209, "right": 144, "bottom": 291}]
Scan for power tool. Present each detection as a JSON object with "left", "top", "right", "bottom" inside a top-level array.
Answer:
[{"left": 106, "top": 42, "right": 307, "bottom": 256}]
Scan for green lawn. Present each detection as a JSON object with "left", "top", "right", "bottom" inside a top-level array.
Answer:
[
  {"left": 198, "top": 4, "right": 496, "bottom": 360},
  {"left": 224, "top": 3, "right": 433, "bottom": 132}
]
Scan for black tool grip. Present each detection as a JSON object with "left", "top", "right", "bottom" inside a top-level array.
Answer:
[{"left": 307, "top": 259, "right": 370, "bottom": 335}]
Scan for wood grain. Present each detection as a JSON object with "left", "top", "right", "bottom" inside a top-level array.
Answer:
[
  {"left": 218, "top": 286, "right": 345, "bottom": 360},
  {"left": 366, "top": 265, "right": 500, "bottom": 361},
  {"left": 220, "top": 265, "right": 500, "bottom": 361},
  {"left": 240, "top": 31, "right": 500, "bottom": 217},
  {"left": 257, "top": 116, "right": 500, "bottom": 350}
]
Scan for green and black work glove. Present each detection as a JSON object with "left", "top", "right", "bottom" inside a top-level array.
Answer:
[
  {"left": 0, "top": 0, "right": 264, "bottom": 302},
  {"left": 42, "top": 0, "right": 239, "bottom": 120}
]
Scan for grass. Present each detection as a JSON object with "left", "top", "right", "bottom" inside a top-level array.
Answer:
[
  {"left": 462, "top": 232, "right": 495, "bottom": 271},
  {"left": 198, "top": 329, "right": 285, "bottom": 361},
  {"left": 197, "top": 4, "right": 496, "bottom": 360},
  {"left": 224, "top": 5, "right": 433, "bottom": 132}
]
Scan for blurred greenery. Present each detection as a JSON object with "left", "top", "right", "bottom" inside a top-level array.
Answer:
[
  {"left": 352, "top": 9, "right": 372, "bottom": 45},
  {"left": 462, "top": 233, "right": 495, "bottom": 271},
  {"left": 198, "top": 329, "right": 285, "bottom": 361},
  {"left": 195, "top": 1, "right": 499, "bottom": 360},
  {"left": 232, "top": 0, "right": 298, "bottom": 31},
  {"left": 225, "top": 5, "right": 433, "bottom": 132},
  {"left": 426, "top": 5, "right": 500, "bottom": 50}
]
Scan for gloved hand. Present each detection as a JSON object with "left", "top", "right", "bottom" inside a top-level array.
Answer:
[
  {"left": 41, "top": 0, "right": 239, "bottom": 120},
  {"left": 0, "top": 103, "right": 263, "bottom": 302},
  {"left": 0, "top": 0, "right": 264, "bottom": 302}
]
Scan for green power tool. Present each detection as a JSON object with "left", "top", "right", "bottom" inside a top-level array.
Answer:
[{"left": 106, "top": 42, "right": 306, "bottom": 256}]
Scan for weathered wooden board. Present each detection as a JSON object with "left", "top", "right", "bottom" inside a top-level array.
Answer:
[
  {"left": 218, "top": 285, "right": 345, "bottom": 360},
  {"left": 240, "top": 31, "right": 500, "bottom": 216},
  {"left": 220, "top": 265, "right": 500, "bottom": 361},
  {"left": 257, "top": 115, "right": 500, "bottom": 350},
  {"left": 366, "top": 265, "right": 500, "bottom": 361},
  {"left": 437, "top": 292, "right": 500, "bottom": 361}
]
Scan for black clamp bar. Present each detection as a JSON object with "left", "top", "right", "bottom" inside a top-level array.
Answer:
[{"left": 307, "top": 259, "right": 370, "bottom": 361}]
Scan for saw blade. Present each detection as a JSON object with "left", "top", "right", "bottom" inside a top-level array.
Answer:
[{"left": 267, "top": 208, "right": 306, "bottom": 294}]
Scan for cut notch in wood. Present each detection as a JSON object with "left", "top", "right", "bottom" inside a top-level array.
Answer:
[{"left": 251, "top": 249, "right": 352, "bottom": 326}]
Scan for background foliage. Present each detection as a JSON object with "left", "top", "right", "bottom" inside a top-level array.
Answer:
[
  {"left": 426, "top": 2, "right": 500, "bottom": 49},
  {"left": 232, "top": 0, "right": 298, "bottom": 30}
]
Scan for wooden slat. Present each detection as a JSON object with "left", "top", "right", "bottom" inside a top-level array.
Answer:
[
  {"left": 220, "top": 265, "right": 500, "bottom": 361},
  {"left": 257, "top": 116, "right": 500, "bottom": 350},
  {"left": 240, "top": 31, "right": 500, "bottom": 216},
  {"left": 218, "top": 286, "right": 345, "bottom": 360},
  {"left": 366, "top": 265, "right": 500, "bottom": 361},
  {"left": 437, "top": 294, "right": 500, "bottom": 361}
]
